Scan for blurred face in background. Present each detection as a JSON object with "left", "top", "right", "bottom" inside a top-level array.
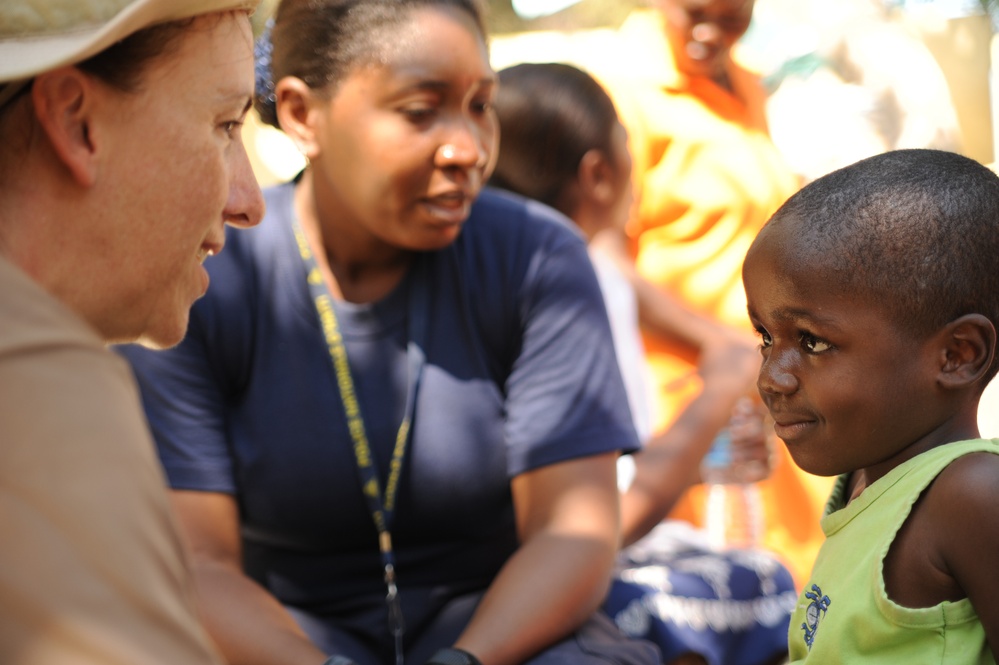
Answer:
[
  {"left": 607, "top": 121, "right": 635, "bottom": 233},
  {"left": 660, "top": 0, "right": 754, "bottom": 82}
]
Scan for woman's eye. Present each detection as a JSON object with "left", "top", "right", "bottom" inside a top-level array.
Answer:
[
  {"left": 221, "top": 120, "right": 243, "bottom": 139},
  {"left": 800, "top": 333, "right": 832, "bottom": 353},
  {"left": 471, "top": 98, "right": 493, "bottom": 115},
  {"left": 402, "top": 105, "right": 436, "bottom": 122}
]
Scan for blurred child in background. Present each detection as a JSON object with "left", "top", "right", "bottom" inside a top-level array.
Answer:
[{"left": 492, "top": 61, "right": 795, "bottom": 665}]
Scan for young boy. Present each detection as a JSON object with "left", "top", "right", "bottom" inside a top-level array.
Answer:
[{"left": 742, "top": 148, "right": 999, "bottom": 663}]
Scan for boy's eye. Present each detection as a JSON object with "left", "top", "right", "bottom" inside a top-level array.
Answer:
[
  {"left": 800, "top": 333, "right": 832, "bottom": 354},
  {"left": 756, "top": 327, "right": 772, "bottom": 349}
]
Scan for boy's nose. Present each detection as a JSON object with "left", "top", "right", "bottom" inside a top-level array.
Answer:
[{"left": 757, "top": 353, "right": 799, "bottom": 396}]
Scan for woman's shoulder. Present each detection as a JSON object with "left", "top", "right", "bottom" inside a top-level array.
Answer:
[
  {"left": 462, "top": 187, "right": 586, "bottom": 254},
  {"left": 468, "top": 187, "right": 579, "bottom": 233}
]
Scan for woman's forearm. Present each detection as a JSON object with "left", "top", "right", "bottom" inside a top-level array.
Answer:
[
  {"left": 190, "top": 559, "right": 329, "bottom": 665},
  {"left": 454, "top": 531, "right": 616, "bottom": 665},
  {"left": 169, "top": 491, "right": 329, "bottom": 665},
  {"left": 453, "top": 454, "right": 620, "bottom": 665}
]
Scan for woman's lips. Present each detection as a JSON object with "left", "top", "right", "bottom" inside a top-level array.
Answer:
[{"left": 422, "top": 192, "right": 471, "bottom": 225}]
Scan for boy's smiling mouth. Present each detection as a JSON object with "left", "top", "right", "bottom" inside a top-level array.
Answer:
[{"left": 769, "top": 410, "right": 817, "bottom": 442}]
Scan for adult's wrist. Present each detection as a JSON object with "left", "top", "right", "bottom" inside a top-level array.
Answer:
[{"left": 424, "top": 647, "right": 482, "bottom": 665}]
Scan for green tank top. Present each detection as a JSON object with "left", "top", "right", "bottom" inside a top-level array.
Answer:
[{"left": 789, "top": 438, "right": 999, "bottom": 664}]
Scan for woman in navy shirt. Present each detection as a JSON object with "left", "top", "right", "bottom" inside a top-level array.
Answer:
[{"left": 119, "top": 2, "right": 659, "bottom": 665}]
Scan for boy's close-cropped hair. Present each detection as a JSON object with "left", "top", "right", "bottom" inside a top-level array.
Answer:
[{"left": 761, "top": 148, "right": 999, "bottom": 380}]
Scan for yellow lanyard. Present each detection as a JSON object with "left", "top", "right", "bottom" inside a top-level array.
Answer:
[{"left": 292, "top": 219, "right": 427, "bottom": 665}]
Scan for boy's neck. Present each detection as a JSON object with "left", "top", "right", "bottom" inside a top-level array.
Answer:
[
  {"left": 845, "top": 411, "right": 983, "bottom": 504},
  {"left": 845, "top": 471, "right": 868, "bottom": 504}
]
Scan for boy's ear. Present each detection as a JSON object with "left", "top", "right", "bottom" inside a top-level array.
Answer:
[
  {"left": 936, "top": 313, "right": 996, "bottom": 390},
  {"left": 577, "top": 148, "right": 615, "bottom": 206},
  {"left": 31, "top": 67, "right": 99, "bottom": 187},
  {"left": 274, "top": 77, "right": 320, "bottom": 160}
]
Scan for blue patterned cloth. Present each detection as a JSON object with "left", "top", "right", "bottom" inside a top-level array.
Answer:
[{"left": 604, "top": 521, "right": 797, "bottom": 665}]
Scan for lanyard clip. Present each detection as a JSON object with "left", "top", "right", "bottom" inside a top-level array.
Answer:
[
  {"left": 384, "top": 562, "right": 405, "bottom": 665},
  {"left": 384, "top": 563, "right": 405, "bottom": 637}
]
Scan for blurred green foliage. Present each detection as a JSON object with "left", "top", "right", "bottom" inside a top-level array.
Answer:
[{"left": 981, "top": 0, "right": 999, "bottom": 28}]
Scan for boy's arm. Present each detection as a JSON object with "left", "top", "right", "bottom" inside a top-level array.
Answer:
[{"left": 932, "top": 452, "right": 999, "bottom": 655}]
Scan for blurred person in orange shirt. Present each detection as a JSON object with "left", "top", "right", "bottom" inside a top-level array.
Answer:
[{"left": 576, "top": 0, "right": 833, "bottom": 587}]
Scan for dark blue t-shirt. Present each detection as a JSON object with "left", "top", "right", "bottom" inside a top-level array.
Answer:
[{"left": 119, "top": 183, "right": 638, "bottom": 628}]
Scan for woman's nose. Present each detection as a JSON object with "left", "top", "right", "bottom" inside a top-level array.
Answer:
[
  {"left": 225, "top": 142, "right": 265, "bottom": 229},
  {"left": 437, "top": 121, "right": 490, "bottom": 170}
]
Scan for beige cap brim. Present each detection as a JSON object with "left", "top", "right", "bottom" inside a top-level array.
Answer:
[{"left": 0, "top": 0, "right": 258, "bottom": 83}]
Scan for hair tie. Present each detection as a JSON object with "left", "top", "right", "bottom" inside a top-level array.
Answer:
[{"left": 253, "top": 17, "right": 278, "bottom": 126}]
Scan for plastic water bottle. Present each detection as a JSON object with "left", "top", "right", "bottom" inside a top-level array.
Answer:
[{"left": 701, "top": 428, "right": 765, "bottom": 550}]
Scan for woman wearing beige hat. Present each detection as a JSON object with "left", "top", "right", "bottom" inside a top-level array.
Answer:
[{"left": 0, "top": 1, "right": 264, "bottom": 663}]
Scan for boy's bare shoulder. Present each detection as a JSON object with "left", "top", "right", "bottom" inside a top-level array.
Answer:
[
  {"left": 885, "top": 450, "right": 999, "bottom": 609},
  {"left": 923, "top": 452, "right": 999, "bottom": 590},
  {"left": 930, "top": 452, "right": 999, "bottom": 643},
  {"left": 921, "top": 451, "right": 999, "bottom": 551},
  {"left": 928, "top": 451, "right": 999, "bottom": 522}
]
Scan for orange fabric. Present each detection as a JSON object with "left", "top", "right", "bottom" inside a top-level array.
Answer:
[{"left": 584, "top": 10, "right": 835, "bottom": 587}]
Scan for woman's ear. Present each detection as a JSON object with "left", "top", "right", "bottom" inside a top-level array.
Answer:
[
  {"left": 936, "top": 313, "right": 996, "bottom": 390},
  {"left": 274, "top": 77, "right": 320, "bottom": 160},
  {"left": 31, "top": 67, "right": 99, "bottom": 187}
]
